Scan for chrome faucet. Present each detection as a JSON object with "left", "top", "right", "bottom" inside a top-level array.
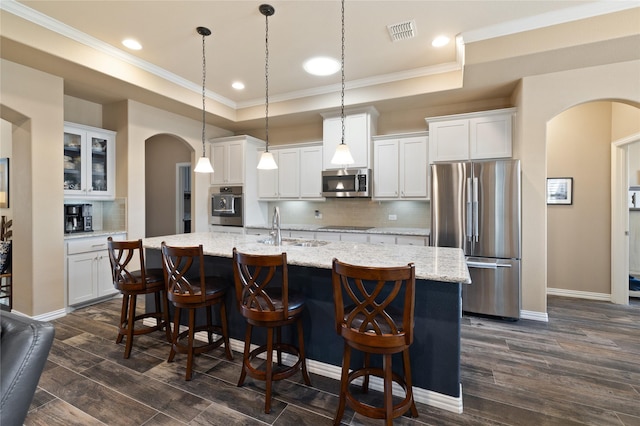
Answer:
[{"left": 270, "top": 206, "right": 281, "bottom": 246}]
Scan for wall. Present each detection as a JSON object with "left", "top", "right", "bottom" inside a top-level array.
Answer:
[
  {"left": 123, "top": 100, "right": 232, "bottom": 241},
  {"left": 145, "top": 134, "right": 191, "bottom": 237},
  {"left": 0, "top": 59, "right": 65, "bottom": 317},
  {"left": 547, "top": 102, "right": 612, "bottom": 295},
  {"left": 274, "top": 199, "right": 429, "bottom": 229},
  {"left": 514, "top": 60, "right": 640, "bottom": 316}
]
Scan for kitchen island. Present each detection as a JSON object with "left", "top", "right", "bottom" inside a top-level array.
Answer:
[{"left": 143, "top": 231, "right": 470, "bottom": 413}]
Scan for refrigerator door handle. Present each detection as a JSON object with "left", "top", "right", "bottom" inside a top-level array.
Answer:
[
  {"left": 466, "top": 260, "right": 497, "bottom": 269},
  {"left": 466, "top": 177, "right": 473, "bottom": 242},
  {"left": 472, "top": 177, "right": 479, "bottom": 242}
]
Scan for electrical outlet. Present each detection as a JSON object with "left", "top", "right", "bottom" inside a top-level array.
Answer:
[
  {"left": 315, "top": 210, "right": 322, "bottom": 219},
  {"left": 388, "top": 214, "right": 397, "bottom": 221}
]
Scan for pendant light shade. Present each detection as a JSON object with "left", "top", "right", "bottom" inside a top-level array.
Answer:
[
  {"left": 194, "top": 26, "right": 214, "bottom": 174},
  {"left": 257, "top": 4, "right": 278, "bottom": 170},
  {"left": 330, "top": 0, "right": 354, "bottom": 167},
  {"left": 330, "top": 142, "right": 354, "bottom": 165},
  {"left": 257, "top": 150, "right": 278, "bottom": 170}
]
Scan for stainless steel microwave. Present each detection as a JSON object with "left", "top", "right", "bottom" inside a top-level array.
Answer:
[{"left": 322, "top": 169, "right": 371, "bottom": 198}]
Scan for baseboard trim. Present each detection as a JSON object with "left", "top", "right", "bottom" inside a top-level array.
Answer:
[
  {"left": 145, "top": 319, "right": 463, "bottom": 413},
  {"left": 520, "top": 310, "right": 549, "bottom": 322},
  {"left": 547, "top": 288, "right": 611, "bottom": 301},
  {"left": 32, "top": 308, "right": 68, "bottom": 322}
]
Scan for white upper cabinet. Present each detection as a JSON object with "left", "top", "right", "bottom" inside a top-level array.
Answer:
[
  {"left": 373, "top": 133, "right": 429, "bottom": 200},
  {"left": 257, "top": 143, "right": 323, "bottom": 200},
  {"left": 322, "top": 107, "right": 378, "bottom": 170},
  {"left": 276, "top": 148, "right": 300, "bottom": 198},
  {"left": 299, "top": 145, "right": 323, "bottom": 198},
  {"left": 426, "top": 108, "right": 515, "bottom": 162},
  {"left": 210, "top": 139, "right": 245, "bottom": 185},
  {"left": 64, "top": 122, "right": 116, "bottom": 199}
]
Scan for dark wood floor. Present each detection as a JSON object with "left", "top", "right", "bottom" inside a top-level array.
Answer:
[{"left": 25, "top": 296, "right": 640, "bottom": 425}]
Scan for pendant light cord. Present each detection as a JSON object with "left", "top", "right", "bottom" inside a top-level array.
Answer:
[
  {"left": 264, "top": 11, "right": 270, "bottom": 152},
  {"left": 340, "top": 0, "right": 345, "bottom": 145},
  {"left": 201, "top": 30, "right": 207, "bottom": 156}
]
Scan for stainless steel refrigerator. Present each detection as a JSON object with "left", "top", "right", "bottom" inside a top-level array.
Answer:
[{"left": 431, "top": 159, "right": 521, "bottom": 319}]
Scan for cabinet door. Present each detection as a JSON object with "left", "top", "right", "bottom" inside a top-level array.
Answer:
[
  {"left": 323, "top": 113, "right": 370, "bottom": 170},
  {"left": 316, "top": 231, "right": 341, "bottom": 242},
  {"left": 86, "top": 130, "right": 115, "bottom": 198},
  {"left": 210, "top": 143, "right": 226, "bottom": 185},
  {"left": 322, "top": 117, "right": 342, "bottom": 170},
  {"left": 373, "top": 140, "right": 399, "bottom": 198},
  {"left": 257, "top": 151, "right": 279, "bottom": 199},
  {"left": 469, "top": 114, "right": 512, "bottom": 159},
  {"left": 277, "top": 149, "right": 300, "bottom": 198},
  {"left": 300, "top": 146, "right": 323, "bottom": 198},
  {"left": 63, "top": 127, "right": 86, "bottom": 197},
  {"left": 345, "top": 113, "right": 369, "bottom": 169},
  {"left": 97, "top": 251, "right": 117, "bottom": 297},
  {"left": 68, "top": 252, "right": 97, "bottom": 305},
  {"left": 226, "top": 141, "right": 245, "bottom": 184},
  {"left": 400, "top": 136, "right": 428, "bottom": 198},
  {"left": 429, "top": 120, "right": 469, "bottom": 162},
  {"left": 340, "top": 233, "right": 369, "bottom": 243},
  {"left": 396, "top": 236, "right": 427, "bottom": 246}
]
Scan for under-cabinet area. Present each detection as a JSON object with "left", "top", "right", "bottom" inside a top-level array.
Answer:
[{"left": 244, "top": 226, "right": 429, "bottom": 246}]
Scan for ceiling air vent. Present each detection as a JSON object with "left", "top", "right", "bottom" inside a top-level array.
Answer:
[{"left": 387, "top": 20, "right": 416, "bottom": 42}]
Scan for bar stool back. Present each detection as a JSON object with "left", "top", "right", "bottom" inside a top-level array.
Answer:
[
  {"left": 331, "top": 258, "right": 418, "bottom": 425},
  {"left": 232, "top": 248, "right": 311, "bottom": 413},
  {"left": 107, "top": 237, "right": 171, "bottom": 358},
  {"left": 161, "top": 242, "right": 232, "bottom": 381}
]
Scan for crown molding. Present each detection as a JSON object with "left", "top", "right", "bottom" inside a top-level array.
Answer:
[{"left": 461, "top": 1, "right": 638, "bottom": 43}]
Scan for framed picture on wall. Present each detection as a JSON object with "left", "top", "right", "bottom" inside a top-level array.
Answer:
[
  {"left": 0, "top": 158, "right": 8, "bottom": 209},
  {"left": 547, "top": 177, "right": 573, "bottom": 205}
]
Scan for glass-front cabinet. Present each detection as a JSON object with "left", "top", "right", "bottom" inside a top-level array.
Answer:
[{"left": 64, "top": 122, "right": 116, "bottom": 199}]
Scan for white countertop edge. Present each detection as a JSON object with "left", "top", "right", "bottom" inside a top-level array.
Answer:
[
  {"left": 143, "top": 232, "right": 469, "bottom": 284},
  {"left": 64, "top": 230, "right": 126, "bottom": 240}
]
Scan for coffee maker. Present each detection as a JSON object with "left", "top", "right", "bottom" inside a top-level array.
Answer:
[{"left": 64, "top": 204, "right": 93, "bottom": 233}]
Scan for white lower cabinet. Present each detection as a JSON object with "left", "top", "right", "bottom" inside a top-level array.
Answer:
[
  {"left": 67, "top": 233, "right": 124, "bottom": 306},
  {"left": 396, "top": 235, "right": 429, "bottom": 246}
]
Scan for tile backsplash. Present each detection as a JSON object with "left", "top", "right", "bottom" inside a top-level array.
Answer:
[{"left": 270, "top": 199, "right": 430, "bottom": 228}]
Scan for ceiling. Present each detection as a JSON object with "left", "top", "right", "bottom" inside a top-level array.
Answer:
[{"left": 1, "top": 1, "right": 639, "bottom": 132}]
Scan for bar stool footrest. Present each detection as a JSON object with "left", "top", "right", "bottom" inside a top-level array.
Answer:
[
  {"left": 346, "top": 366, "right": 415, "bottom": 420},
  {"left": 244, "top": 343, "right": 304, "bottom": 382}
]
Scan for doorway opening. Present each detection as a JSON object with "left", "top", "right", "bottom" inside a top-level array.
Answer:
[{"left": 176, "top": 162, "right": 191, "bottom": 234}]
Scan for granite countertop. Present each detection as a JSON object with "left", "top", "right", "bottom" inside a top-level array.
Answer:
[
  {"left": 143, "top": 232, "right": 469, "bottom": 284},
  {"left": 64, "top": 230, "right": 127, "bottom": 240},
  {"left": 245, "top": 224, "right": 430, "bottom": 237}
]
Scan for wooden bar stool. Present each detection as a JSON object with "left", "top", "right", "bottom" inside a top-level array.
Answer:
[
  {"left": 107, "top": 237, "right": 171, "bottom": 359},
  {"left": 232, "top": 248, "right": 312, "bottom": 414},
  {"left": 161, "top": 242, "right": 232, "bottom": 381},
  {"left": 331, "top": 258, "right": 418, "bottom": 425}
]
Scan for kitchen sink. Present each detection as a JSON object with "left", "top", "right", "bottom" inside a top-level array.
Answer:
[{"left": 258, "top": 238, "right": 329, "bottom": 247}]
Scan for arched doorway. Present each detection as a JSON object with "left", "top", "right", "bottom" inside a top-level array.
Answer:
[
  {"left": 546, "top": 101, "right": 640, "bottom": 305},
  {"left": 145, "top": 134, "right": 193, "bottom": 238}
]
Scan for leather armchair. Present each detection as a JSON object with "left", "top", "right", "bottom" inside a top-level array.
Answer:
[{"left": 1, "top": 311, "right": 55, "bottom": 426}]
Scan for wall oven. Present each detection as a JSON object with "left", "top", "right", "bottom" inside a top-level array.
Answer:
[{"left": 209, "top": 186, "right": 243, "bottom": 227}]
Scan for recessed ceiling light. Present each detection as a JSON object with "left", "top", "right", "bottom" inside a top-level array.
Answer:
[
  {"left": 432, "top": 35, "right": 450, "bottom": 48},
  {"left": 232, "top": 81, "right": 245, "bottom": 90},
  {"left": 122, "top": 39, "right": 142, "bottom": 50},
  {"left": 303, "top": 57, "right": 340, "bottom": 76}
]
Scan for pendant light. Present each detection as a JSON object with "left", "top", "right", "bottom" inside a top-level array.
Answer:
[
  {"left": 194, "top": 26, "right": 214, "bottom": 174},
  {"left": 330, "top": 0, "right": 354, "bottom": 166},
  {"left": 256, "top": 4, "right": 278, "bottom": 170}
]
